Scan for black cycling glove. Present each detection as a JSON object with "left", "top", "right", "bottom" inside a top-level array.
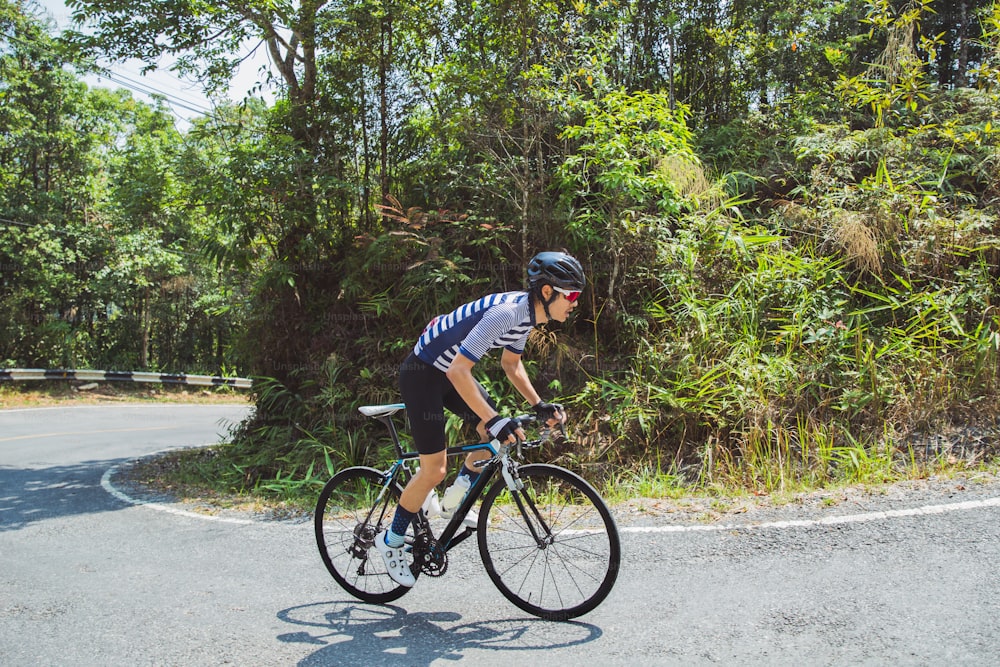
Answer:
[
  {"left": 533, "top": 401, "right": 564, "bottom": 422},
  {"left": 486, "top": 415, "right": 518, "bottom": 442}
]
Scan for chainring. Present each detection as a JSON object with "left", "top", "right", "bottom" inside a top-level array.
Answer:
[{"left": 412, "top": 530, "right": 448, "bottom": 577}]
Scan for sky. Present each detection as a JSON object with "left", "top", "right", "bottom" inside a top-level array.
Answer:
[{"left": 36, "top": 0, "right": 275, "bottom": 125}]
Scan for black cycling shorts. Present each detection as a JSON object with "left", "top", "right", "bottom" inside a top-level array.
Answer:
[{"left": 398, "top": 351, "right": 496, "bottom": 455}]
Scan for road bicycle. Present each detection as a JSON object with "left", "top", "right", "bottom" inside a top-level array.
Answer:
[{"left": 314, "top": 403, "right": 621, "bottom": 621}]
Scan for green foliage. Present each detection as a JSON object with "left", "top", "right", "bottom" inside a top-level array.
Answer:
[
  {"left": 837, "top": 0, "right": 939, "bottom": 127},
  {"left": 558, "top": 90, "right": 698, "bottom": 219},
  {"left": 0, "top": 3, "right": 245, "bottom": 373},
  {"left": 7, "top": 0, "right": 1000, "bottom": 503}
]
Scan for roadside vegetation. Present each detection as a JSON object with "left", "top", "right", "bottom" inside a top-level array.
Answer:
[{"left": 3, "top": 0, "right": 1000, "bottom": 509}]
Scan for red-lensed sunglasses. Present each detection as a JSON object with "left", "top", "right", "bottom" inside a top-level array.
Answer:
[{"left": 552, "top": 286, "right": 582, "bottom": 302}]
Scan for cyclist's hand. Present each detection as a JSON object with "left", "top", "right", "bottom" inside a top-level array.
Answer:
[
  {"left": 533, "top": 401, "right": 566, "bottom": 427},
  {"left": 486, "top": 415, "right": 524, "bottom": 444}
]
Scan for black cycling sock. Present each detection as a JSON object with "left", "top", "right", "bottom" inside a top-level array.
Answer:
[
  {"left": 459, "top": 464, "right": 480, "bottom": 485},
  {"left": 387, "top": 506, "right": 417, "bottom": 546}
]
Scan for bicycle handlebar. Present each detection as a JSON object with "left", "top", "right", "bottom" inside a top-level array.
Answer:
[
  {"left": 471, "top": 413, "right": 565, "bottom": 467},
  {"left": 511, "top": 413, "right": 536, "bottom": 428}
]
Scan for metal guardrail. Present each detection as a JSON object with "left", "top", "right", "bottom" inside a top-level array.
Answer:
[{"left": 0, "top": 368, "right": 252, "bottom": 389}]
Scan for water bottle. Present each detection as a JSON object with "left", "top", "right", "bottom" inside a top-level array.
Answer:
[{"left": 440, "top": 474, "right": 472, "bottom": 514}]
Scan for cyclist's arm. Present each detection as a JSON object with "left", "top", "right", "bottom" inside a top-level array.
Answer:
[
  {"left": 446, "top": 353, "right": 504, "bottom": 424},
  {"left": 500, "top": 348, "right": 542, "bottom": 407},
  {"left": 502, "top": 349, "right": 567, "bottom": 426}
]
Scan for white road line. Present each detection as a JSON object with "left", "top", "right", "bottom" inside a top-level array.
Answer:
[
  {"left": 101, "top": 455, "right": 256, "bottom": 526},
  {"left": 619, "top": 496, "right": 1000, "bottom": 533},
  {"left": 103, "top": 451, "right": 1000, "bottom": 533}
]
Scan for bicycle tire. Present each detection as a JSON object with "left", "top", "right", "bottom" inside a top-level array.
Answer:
[
  {"left": 314, "top": 466, "right": 415, "bottom": 603},
  {"left": 477, "top": 463, "right": 620, "bottom": 620}
]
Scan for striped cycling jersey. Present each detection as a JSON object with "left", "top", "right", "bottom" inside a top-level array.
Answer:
[{"left": 413, "top": 292, "right": 535, "bottom": 372}]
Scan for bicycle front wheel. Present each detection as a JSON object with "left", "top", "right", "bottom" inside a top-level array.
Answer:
[
  {"left": 314, "top": 466, "right": 413, "bottom": 603},
  {"left": 478, "top": 463, "right": 620, "bottom": 620}
]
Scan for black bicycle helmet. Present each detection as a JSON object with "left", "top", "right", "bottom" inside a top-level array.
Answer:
[{"left": 527, "top": 251, "right": 586, "bottom": 291}]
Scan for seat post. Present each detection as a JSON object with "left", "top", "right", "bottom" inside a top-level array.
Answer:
[{"left": 378, "top": 414, "right": 405, "bottom": 458}]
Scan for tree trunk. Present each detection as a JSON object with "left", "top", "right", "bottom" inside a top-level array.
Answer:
[
  {"left": 956, "top": 0, "right": 970, "bottom": 87},
  {"left": 361, "top": 74, "right": 373, "bottom": 228},
  {"left": 668, "top": 8, "right": 676, "bottom": 111},
  {"left": 379, "top": 10, "right": 392, "bottom": 206},
  {"left": 140, "top": 287, "right": 150, "bottom": 368}
]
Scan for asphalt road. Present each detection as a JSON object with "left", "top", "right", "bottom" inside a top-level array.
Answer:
[{"left": 2, "top": 404, "right": 1000, "bottom": 666}]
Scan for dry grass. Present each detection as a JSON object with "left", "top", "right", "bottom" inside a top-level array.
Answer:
[
  {"left": 658, "top": 154, "right": 721, "bottom": 209},
  {"left": 832, "top": 210, "right": 881, "bottom": 274},
  {"left": 0, "top": 382, "right": 251, "bottom": 409}
]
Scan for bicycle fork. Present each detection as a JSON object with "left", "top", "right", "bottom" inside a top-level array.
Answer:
[
  {"left": 488, "top": 455, "right": 555, "bottom": 549},
  {"left": 505, "top": 466, "right": 557, "bottom": 548}
]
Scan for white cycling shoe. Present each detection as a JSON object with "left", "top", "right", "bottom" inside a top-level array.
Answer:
[
  {"left": 438, "top": 507, "right": 482, "bottom": 528},
  {"left": 375, "top": 529, "right": 415, "bottom": 587},
  {"left": 461, "top": 509, "right": 481, "bottom": 528}
]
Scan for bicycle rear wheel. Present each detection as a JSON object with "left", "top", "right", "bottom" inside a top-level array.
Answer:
[
  {"left": 314, "top": 466, "right": 414, "bottom": 603},
  {"left": 478, "top": 463, "right": 620, "bottom": 620}
]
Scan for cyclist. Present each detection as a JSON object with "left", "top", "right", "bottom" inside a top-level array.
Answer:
[{"left": 376, "top": 251, "right": 586, "bottom": 586}]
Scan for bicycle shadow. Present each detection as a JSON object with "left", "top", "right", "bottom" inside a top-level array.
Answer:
[{"left": 277, "top": 600, "right": 603, "bottom": 666}]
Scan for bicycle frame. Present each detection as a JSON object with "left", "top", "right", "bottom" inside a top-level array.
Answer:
[{"left": 367, "top": 406, "right": 537, "bottom": 556}]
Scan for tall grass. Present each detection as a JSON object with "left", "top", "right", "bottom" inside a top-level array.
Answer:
[{"left": 568, "top": 138, "right": 1000, "bottom": 495}]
